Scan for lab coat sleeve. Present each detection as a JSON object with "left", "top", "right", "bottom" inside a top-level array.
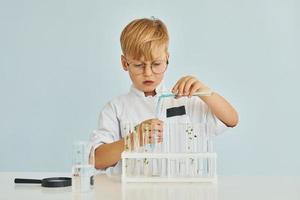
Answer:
[
  {"left": 89, "top": 101, "right": 120, "bottom": 170},
  {"left": 187, "top": 96, "right": 230, "bottom": 136},
  {"left": 206, "top": 106, "right": 230, "bottom": 136}
]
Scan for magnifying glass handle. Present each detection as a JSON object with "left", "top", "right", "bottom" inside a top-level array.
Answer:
[{"left": 14, "top": 178, "right": 42, "bottom": 184}]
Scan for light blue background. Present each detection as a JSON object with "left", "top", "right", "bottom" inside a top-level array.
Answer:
[{"left": 0, "top": 0, "right": 299, "bottom": 175}]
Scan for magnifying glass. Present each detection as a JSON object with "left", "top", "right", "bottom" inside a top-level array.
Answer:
[{"left": 14, "top": 177, "right": 72, "bottom": 187}]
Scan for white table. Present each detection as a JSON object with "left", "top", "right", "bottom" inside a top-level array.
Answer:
[{"left": 0, "top": 172, "right": 299, "bottom": 200}]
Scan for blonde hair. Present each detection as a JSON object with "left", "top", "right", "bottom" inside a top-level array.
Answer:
[{"left": 120, "top": 17, "right": 169, "bottom": 60}]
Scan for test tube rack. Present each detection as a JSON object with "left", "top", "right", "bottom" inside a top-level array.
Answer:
[
  {"left": 121, "top": 123, "right": 218, "bottom": 183},
  {"left": 122, "top": 152, "right": 217, "bottom": 183}
]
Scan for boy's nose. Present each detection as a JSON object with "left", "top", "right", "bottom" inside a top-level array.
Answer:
[{"left": 143, "top": 65, "right": 153, "bottom": 76}]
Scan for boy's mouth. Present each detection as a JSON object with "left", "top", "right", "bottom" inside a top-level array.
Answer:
[{"left": 143, "top": 80, "right": 154, "bottom": 86}]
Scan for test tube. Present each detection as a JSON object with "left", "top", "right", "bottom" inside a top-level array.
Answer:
[
  {"left": 188, "top": 157, "right": 197, "bottom": 177},
  {"left": 143, "top": 157, "right": 152, "bottom": 177},
  {"left": 206, "top": 124, "right": 214, "bottom": 152},
  {"left": 169, "top": 123, "right": 176, "bottom": 153},
  {"left": 123, "top": 123, "right": 137, "bottom": 177},
  {"left": 152, "top": 127, "right": 161, "bottom": 177},
  {"left": 143, "top": 123, "right": 152, "bottom": 153},
  {"left": 197, "top": 157, "right": 204, "bottom": 177},
  {"left": 163, "top": 122, "right": 169, "bottom": 153},
  {"left": 175, "top": 159, "right": 180, "bottom": 177},
  {"left": 160, "top": 123, "right": 168, "bottom": 177},
  {"left": 124, "top": 134, "right": 131, "bottom": 152},
  {"left": 132, "top": 128, "right": 140, "bottom": 152},
  {"left": 169, "top": 159, "right": 176, "bottom": 177},
  {"left": 193, "top": 124, "right": 202, "bottom": 153},
  {"left": 185, "top": 123, "right": 194, "bottom": 153},
  {"left": 160, "top": 158, "right": 167, "bottom": 177},
  {"left": 141, "top": 123, "right": 152, "bottom": 176},
  {"left": 206, "top": 124, "right": 214, "bottom": 178},
  {"left": 178, "top": 158, "right": 186, "bottom": 177}
]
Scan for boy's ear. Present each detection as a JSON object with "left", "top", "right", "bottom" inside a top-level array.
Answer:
[{"left": 121, "top": 55, "right": 128, "bottom": 71}]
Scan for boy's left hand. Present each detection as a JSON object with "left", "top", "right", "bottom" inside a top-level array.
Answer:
[{"left": 172, "top": 76, "right": 210, "bottom": 98}]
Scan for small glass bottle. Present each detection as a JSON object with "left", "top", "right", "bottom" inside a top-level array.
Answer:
[{"left": 72, "top": 141, "right": 95, "bottom": 193}]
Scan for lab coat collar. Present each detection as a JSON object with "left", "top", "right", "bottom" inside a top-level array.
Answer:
[{"left": 129, "top": 81, "right": 166, "bottom": 98}]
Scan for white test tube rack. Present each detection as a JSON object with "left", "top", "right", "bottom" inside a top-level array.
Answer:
[
  {"left": 121, "top": 121, "right": 218, "bottom": 183},
  {"left": 122, "top": 152, "right": 217, "bottom": 183}
]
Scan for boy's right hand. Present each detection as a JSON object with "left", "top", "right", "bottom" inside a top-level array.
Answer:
[{"left": 135, "top": 119, "right": 163, "bottom": 145}]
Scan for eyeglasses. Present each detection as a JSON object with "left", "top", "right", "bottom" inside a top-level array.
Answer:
[{"left": 125, "top": 57, "right": 169, "bottom": 75}]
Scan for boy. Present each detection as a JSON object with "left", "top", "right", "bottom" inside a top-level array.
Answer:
[{"left": 90, "top": 17, "right": 238, "bottom": 172}]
